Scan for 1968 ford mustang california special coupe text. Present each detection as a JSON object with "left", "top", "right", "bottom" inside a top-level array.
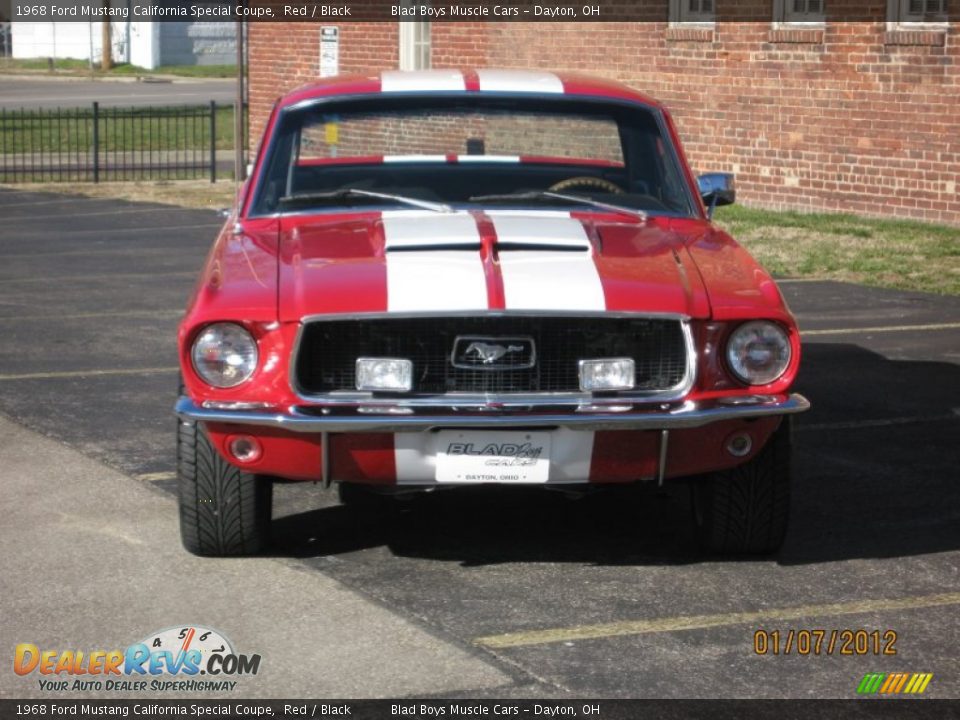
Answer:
[{"left": 176, "top": 69, "right": 810, "bottom": 557}]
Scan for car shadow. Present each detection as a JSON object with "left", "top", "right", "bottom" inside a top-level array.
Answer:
[{"left": 269, "top": 342, "right": 960, "bottom": 567}]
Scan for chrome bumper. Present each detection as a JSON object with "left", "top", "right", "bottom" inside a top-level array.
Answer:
[{"left": 175, "top": 393, "right": 810, "bottom": 433}]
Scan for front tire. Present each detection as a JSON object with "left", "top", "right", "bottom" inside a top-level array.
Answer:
[
  {"left": 178, "top": 419, "right": 272, "bottom": 556},
  {"left": 692, "top": 417, "right": 792, "bottom": 555}
]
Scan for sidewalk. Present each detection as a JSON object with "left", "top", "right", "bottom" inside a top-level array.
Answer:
[{"left": 0, "top": 416, "right": 511, "bottom": 699}]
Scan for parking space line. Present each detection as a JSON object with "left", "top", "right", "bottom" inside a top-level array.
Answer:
[
  {"left": 3, "top": 207, "right": 197, "bottom": 219},
  {"left": 2, "top": 222, "right": 220, "bottom": 237},
  {"left": 0, "top": 367, "right": 179, "bottom": 381},
  {"left": 0, "top": 270, "right": 196, "bottom": 284},
  {"left": 797, "top": 414, "right": 959, "bottom": 432},
  {"left": 473, "top": 592, "right": 960, "bottom": 649},
  {"left": 0, "top": 309, "right": 183, "bottom": 322},
  {"left": 803, "top": 322, "right": 960, "bottom": 336},
  {"left": 136, "top": 471, "right": 177, "bottom": 482}
]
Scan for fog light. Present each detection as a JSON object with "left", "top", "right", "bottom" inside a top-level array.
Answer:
[
  {"left": 228, "top": 435, "right": 262, "bottom": 463},
  {"left": 356, "top": 358, "right": 413, "bottom": 392},
  {"left": 725, "top": 432, "right": 753, "bottom": 458},
  {"left": 578, "top": 358, "right": 635, "bottom": 392}
]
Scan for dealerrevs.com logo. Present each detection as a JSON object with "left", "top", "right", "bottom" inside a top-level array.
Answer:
[{"left": 14, "top": 625, "right": 261, "bottom": 693}]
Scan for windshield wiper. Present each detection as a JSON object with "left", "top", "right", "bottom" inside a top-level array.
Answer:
[
  {"left": 469, "top": 190, "right": 647, "bottom": 221},
  {"left": 279, "top": 188, "right": 453, "bottom": 214}
]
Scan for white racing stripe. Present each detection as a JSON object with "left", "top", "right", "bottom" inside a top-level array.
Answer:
[
  {"left": 457, "top": 155, "right": 520, "bottom": 163},
  {"left": 477, "top": 69, "right": 564, "bottom": 94},
  {"left": 382, "top": 211, "right": 486, "bottom": 311},
  {"left": 383, "top": 154, "right": 448, "bottom": 163},
  {"left": 381, "top": 70, "right": 465, "bottom": 92},
  {"left": 492, "top": 215, "right": 605, "bottom": 310}
]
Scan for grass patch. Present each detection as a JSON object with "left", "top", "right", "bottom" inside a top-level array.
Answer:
[
  {"left": 0, "top": 179, "right": 238, "bottom": 210},
  {"left": 0, "top": 105, "right": 235, "bottom": 153},
  {"left": 714, "top": 205, "right": 960, "bottom": 295},
  {"left": 0, "top": 58, "right": 236, "bottom": 78}
]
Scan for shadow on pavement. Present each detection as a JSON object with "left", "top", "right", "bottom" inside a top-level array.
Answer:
[{"left": 267, "top": 341, "right": 960, "bottom": 566}]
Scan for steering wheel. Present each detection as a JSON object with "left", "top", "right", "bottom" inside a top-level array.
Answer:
[{"left": 549, "top": 176, "right": 624, "bottom": 194}]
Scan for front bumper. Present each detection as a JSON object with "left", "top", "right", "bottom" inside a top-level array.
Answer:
[{"left": 175, "top": 393, "right": 810, "bottom": 433}]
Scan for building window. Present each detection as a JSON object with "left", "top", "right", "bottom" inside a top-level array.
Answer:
[
  {"left": 398, "top": 0, "right": 430, "bottom": 72},
  {"left": 889, "top": 0, "right": 948, "bottom": 23},
  {"left": 669, "top": 0, "right": 715, "bottom": 25},
  {"left": 775, "top": 0, "right": 826, "bottom": 24}
]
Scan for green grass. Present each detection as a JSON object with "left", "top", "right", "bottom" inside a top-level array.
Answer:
[
  {"left": 714, "top": 205, "right": 960, "bottom": 296},
  {"left": 0, "top": 105, "right": 235, "bottom": 153},
  {"left": 0, "top": 58, "right": 236, "bottom": 78}
]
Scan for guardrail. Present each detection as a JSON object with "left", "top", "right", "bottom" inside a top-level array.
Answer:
[{"left": 0, "top": 101, "right": 231, "bottom": 183}]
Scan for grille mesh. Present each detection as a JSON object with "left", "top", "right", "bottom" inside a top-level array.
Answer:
[{"left": 295, "top": 316, "right": 687, "bottom": 395}]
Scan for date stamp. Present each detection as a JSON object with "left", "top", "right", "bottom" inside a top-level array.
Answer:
[{"left": 754, "top": 629, "right": 897, "bottom": 656}]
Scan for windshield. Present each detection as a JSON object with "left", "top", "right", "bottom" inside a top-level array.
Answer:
[{"left": 251, "top": 97, "right": 696, "bottom": 218}]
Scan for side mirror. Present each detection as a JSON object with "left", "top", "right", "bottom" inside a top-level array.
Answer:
[{"left": 697, "top": 173, "right": 736, "bottom": 218}]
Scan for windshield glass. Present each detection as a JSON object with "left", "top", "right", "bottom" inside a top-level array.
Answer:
[{"left": 252, "top": 97, "right": 695, "bottom": 218}]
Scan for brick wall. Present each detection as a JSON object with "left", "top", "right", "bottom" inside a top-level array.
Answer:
[{"left": 248, "top": 17, "right": 960, "bottom": 225}]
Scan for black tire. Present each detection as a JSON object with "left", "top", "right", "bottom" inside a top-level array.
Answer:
[
  {"left": 692, "top": 417, "right": 792, "bottom": 555},
  {"left": 177, "top": 419, "right": 272, "bottom": 556}
]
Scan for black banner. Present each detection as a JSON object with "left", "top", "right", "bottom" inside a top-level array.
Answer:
[
  {"left": 5, "top": 0, "right": 959, "bottom": 23},
  {"left": 2, "top": 700, "right": 960, "bottom": 720}
]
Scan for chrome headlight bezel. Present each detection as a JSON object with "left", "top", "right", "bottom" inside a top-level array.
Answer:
[
  {"left": 725, "top": 320, "right": 792, "bottom": 386},
  {"left": 191, "top": 322, "right": 259, "bottom": 388}
]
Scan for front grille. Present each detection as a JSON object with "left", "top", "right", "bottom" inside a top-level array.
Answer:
[{"left": 295, "top": 316, "right": 688, "bottom": 395}]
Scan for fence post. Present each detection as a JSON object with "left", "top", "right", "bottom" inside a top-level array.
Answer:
[
  {"left": 92, "top": 101, "right": 99, "bottom": 183},
  {"left": 209, "top": 100, "right": 216, "bottom": 184}
]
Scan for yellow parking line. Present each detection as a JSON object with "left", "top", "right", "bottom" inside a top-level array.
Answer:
[
  {"left": 0, "top": 367, "right": 179, "bottom": 382},
  {"left": 474, "top": 591, "right": 960, "bottom": 649},
  {"left": 803, "top": 322, "right": 960, "bottom": 336},
  {"left": 136, "top": 471, "right": 177, "bottom": 482}
]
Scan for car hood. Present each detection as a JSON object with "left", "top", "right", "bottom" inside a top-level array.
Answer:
[{"left": 277, "top": 210, "right": 717, "bottom": 322}]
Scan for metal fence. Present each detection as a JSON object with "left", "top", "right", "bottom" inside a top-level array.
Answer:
[{"left": 0, "top": 101, "right": 226, "bottom": 183}]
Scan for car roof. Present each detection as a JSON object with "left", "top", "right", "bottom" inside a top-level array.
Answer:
[{"left": 277, "top": 69, "right": 663, "bottom": 110}]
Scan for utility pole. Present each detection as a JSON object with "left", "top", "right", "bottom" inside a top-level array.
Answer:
[{"left": 100, "top": 0, "right": 112, "bottom": 70}]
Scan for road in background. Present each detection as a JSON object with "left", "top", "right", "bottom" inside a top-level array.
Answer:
[
  {"left": 1, "top": 188, "right": 959, "bottom": 699},
  {"left": 0, "top": 76, "right": 235, "bottom": 109}
]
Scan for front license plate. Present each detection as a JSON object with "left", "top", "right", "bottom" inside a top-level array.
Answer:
[{"left": 435, "top": 431, "right": 551, "bottom": 484}]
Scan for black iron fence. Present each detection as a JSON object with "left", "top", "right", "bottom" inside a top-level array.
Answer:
[
  {"left": 0, "top": 101, "right": 231, "bottom": 183},
  {"left": 0, "top": 23, "right": 10, "bottom": 58}
]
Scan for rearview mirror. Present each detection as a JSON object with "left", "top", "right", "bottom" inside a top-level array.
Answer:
[{"left": 698, "top": 173, "right": 736, "bottom": 218}]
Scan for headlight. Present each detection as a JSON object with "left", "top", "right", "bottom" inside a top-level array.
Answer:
[
  {"left": 725, "top": 321, "right": 791, "bottom": 386},
  {"left": 191, "top": 323, "right": 258, "bottom": 388}
]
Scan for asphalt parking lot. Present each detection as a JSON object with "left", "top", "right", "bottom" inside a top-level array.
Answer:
[{"left": 1, "top": 187, "right": 959, "bottom": 700}]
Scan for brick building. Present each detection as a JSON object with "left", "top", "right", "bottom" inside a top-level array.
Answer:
[{"left": 248, "top": 6, "right": 959, "bottom": 225}]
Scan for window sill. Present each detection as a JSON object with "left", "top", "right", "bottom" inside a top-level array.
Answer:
[
  {"left": 767, "top": 28, "right": 825, "bottom": 44},
  {"left": 884, "top": 29, "right": 946, "bottom": 46},
  {"left": 665, "top": 27, "right": 715, "bottom": 42}
]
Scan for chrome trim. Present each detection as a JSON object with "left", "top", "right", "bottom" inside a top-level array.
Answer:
[
  {"left": 288, "top": 312, "right": 698, "bottom": 405},
  {"left": 451, "top": 335, "right": 537, "bottom": 370},
  {"left": 321, "top": 431, "right": 331, "bottom": 488},
  {"left": 175, "top": 393, "right": 810, "bottom": 434},
  {"left": 657, "top": 429, "right": 670, "bottom": 487}
]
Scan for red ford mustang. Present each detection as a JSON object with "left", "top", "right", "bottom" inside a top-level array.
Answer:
[{"left": 175, "top": 69, "right": 810, "bottom": 557}]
